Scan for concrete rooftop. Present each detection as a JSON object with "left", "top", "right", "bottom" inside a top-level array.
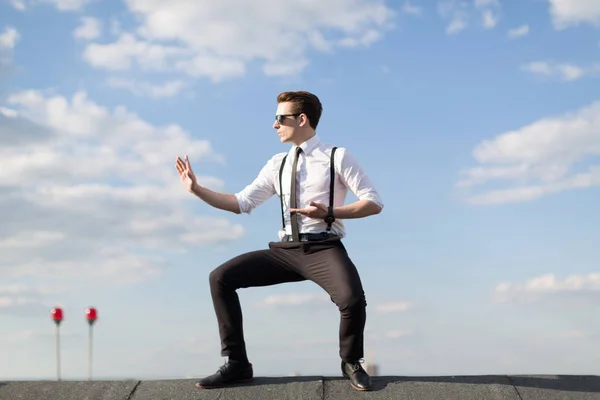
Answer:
[{"left": 2, "top": 375, "right": 600, "bottom": 399}]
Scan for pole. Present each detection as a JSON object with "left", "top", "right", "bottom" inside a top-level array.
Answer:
[
  {"left": 85, "top": 307, "right": 97, "bottom": 380},
  {"left": 56, "top": 323, "right": 61, "bottom": 381},
  {"left": 88, "top": 323, "right": 93, "bottom": 380},
  {"left": 51, "top": 307, "right": 63, "bottom": 381}
]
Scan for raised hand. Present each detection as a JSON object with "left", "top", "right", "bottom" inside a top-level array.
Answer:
[
  {"left": 290, "top": 201, "right": 328, "bottom": 219},
  {"left": 175, "top": 154, "right": 198, "bottom": 192}
]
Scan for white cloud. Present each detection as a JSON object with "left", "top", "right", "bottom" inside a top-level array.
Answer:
[
  {"left": 82, "top": 33, "right": 189, "bottom": 72},
  {"left": 0, "top": 27, "right": 20, "bottom": 71},
  {"left": 439, "top": 1, "right": 469, "bottom": 34},
  {"left": 0, "top": 27, "right": 19, "bottom": 49},
  {"left": 337, "top": 30, "right": 383, "bottom": 48},
  {"left": 555, "top": 330, "right": 592, "bottom": 339},
  {"left": 522, "top": 61, "right": 599, "bottom": 81},
  {"left": 259, "top": 294, "right": 414, "bottom": 314},
  {"left": 8, "top": 0, "right": 92, "bottom": 11},
  {"left": 263, "top": 60, "right": 309, "bottom": 78},
  {"left": 479, "top": 0, "right": 500, "bottom": 30},
  {"left": 482, "top": 9, "right": 498, "bottom": 29},
  {"left": 547, "top": 0, "right": 600, "bottom": 30},
  {"left": 42, "top": 0, "right": 91, "bottom": 11},
  {"left": 493, "top": 272, "right": 600, "bottom": 303},
  {"left": 439, "top": 0, "right": 500, "bottom": 34},
  {"left": 0, "top": 107, "right": 18, "bottom": 117},
  {"left": 106, "top": 77, "right": 185, "bottom": 98},
  {"left": 73, "top": 17, "right": 102, "bottom": 40},
  {"left": 447, "top": 16, "right": 468, "bottom": 34},
  {"left": 365, "top": 327, "right": 414, "bottom": 341},
  {"left": 10, "top": 0, "right": 26, "bottom": 11},
  {"left": 373, "top": 301, "right": 412, "bottom": 314},
  {"left": 6, "top": 249, "right": 164, "bottom": 284},
  {"left": 260, "top": 293, "right": 329, "bottom": 307},
  {"left": 176, "top": 53, "right": 245, "bottom": 82},
  {"left": 0, "top": 231, "right": 64, "bottom": 249},
  {"left": 402, "top": 1, "right": 422, "bottom": 16},
  {"left": 457, "top": 100, "right": 600, "bottom": 204},
  {"left": 0, "top": 89, "right": 244, "bottom": 287},
  {"left": 508, "top": 24, "right": 529, "bottom": 38},
  {"left": 384, "top": 329, "right": 413, "bottom": 339},
  {"left": 81, "top": 0, "right": 395, "bottom": 81},
  {"left": 0, "top": 284, "right": 62, "bottom": 315},
  {"left": 475, "top": 0, "right": 499, "bottom": 7}
]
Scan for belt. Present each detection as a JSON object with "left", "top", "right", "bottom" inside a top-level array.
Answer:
[{"left": 282, "top": 232, "right": 338, "bottom": 242}]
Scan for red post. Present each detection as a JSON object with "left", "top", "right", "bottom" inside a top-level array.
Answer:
[
  {"left": 85, "top": 307, "right": 97, "bottom": 380},
  {"left": 85, "top": 307, "right": 97, "bottom": 325},
  {"left": 51, "top": 307, "right": 63, "bottom": 325},
  {"left": 51, "top": 307, "right": 63, "bottom": 381}
]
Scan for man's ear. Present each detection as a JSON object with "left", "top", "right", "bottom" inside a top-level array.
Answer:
[{"left": 298, "top": 113, "right": 308, "bottom": 127}]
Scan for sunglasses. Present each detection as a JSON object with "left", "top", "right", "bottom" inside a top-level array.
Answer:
[{"left": 275, "top": 113, "right": 301, "bottom": 124}]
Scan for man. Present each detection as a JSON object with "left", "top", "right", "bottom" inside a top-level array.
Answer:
[{"left": 175, "top": 91, "right": 383, "bottom": 391}]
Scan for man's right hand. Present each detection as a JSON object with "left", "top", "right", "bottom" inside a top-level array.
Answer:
[
  {"left": 175, "top": 155, "right": 198, "bottom": 192},
  {"left": 175, "top": 154, "right": 241, "bottom": 214}
]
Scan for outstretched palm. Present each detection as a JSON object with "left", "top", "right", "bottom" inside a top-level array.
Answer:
[{"left": 175, "top": 155, "right": 197, "bottom": 192}]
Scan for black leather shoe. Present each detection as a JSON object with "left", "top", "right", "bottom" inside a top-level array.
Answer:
[
  {"left": 195, "top": 360, "right": 253, "bottom": 389},
  {"left": 341, "top": 360, "right": 372, "bottom": 391}
]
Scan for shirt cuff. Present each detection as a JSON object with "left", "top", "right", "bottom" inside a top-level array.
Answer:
[
  {"left": 234, "top": 192, "right": 252, "bottom": 214},
  {"left": 358, "top": 194, "right": 384, "bottom": 209}
]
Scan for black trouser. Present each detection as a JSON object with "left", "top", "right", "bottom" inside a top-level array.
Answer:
[{"left": 208, "top": 237, "right": 367, "bottom": 363}]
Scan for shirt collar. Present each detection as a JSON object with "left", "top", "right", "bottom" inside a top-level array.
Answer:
[{"left": 292, "top": 134, "right": 321, "bottom": 155}]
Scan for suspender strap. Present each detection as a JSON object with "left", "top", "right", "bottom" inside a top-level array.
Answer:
[
  {"left": 279, "top": 154, "right": 288, "bottom": 230},
  {"left": 279, "top": 147, "right": 338, "bottom": 233},
  {"left": 325, "top": 147, "right": 337, "bottom": 232}
]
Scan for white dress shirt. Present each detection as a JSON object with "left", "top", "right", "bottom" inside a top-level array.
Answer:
[{"left": 235, "top": 134, "right": 384, "bottom": 240}]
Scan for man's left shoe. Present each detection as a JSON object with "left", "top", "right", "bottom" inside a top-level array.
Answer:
[{"left": 341, "top": 360, "right": 372, "bottom": 391}]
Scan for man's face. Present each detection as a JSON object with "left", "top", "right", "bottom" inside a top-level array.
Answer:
[{"left": 273, "top": 101, "right": 299, "bottom": 143}]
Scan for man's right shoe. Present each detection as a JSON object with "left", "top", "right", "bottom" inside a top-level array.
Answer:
[
  {"left": 341, "top": 360, "right": 372, "bottom": 391},
  {"left": 195, "top": 360, "right": 253, "bottom": 389}
]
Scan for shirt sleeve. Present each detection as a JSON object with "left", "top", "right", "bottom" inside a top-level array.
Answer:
[
  {"left": 335, "top": 148, "right": 384, "bottom": 209},
  {"left": 234, "top": 153, "right": 283, "bottom": 214}
]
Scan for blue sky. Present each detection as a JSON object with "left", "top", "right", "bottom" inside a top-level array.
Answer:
[{"left": 1, "top": 0, "right": 600, "bottom": 381}]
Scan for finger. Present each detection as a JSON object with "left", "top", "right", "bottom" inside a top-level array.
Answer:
[
  {"left": 186, "top": 155, "right": 196, "bottom": 173},
  {"left": 176, "top": 157, "right": 186, "bottom": 170}
]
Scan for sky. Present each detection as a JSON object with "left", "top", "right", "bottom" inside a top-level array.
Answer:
[{"left": 1, "top": 0, "right": 600, "bottom": 381}]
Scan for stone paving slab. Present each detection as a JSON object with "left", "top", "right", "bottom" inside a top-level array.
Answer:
[
  {"left": 510, "top": 375, "right": 600, "bottom": 400},
  {"left": 324, "top": 375, "right": 520, "bottom": 400},
  {"left": 2, "top": 375, "right": 600, "bottom": 400},
  {"left": 0, "top": 380, "right": 139, "bottom": 400},
  {"left": 130, "top": 377, "right": 323, "bottom": 400}
]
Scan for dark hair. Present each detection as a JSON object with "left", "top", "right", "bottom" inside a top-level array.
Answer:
[{"left": 277, "top": 91, "right": 323, "bottom": 129}]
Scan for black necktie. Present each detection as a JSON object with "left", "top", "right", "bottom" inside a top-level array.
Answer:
[{"left": 290, "top": 146, "right": 302, "bottom": 242}]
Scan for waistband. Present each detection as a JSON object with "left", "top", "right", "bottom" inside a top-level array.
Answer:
[{"left": 281, "top": 232, "right": 339, "bottom": 242}]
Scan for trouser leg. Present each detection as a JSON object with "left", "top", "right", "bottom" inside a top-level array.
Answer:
[
  {"left": 208, "top": 248, "right": 304, "bottom": 359},
  {"left": 300, "top": 240, "right": 367, "bottom": 363}
]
